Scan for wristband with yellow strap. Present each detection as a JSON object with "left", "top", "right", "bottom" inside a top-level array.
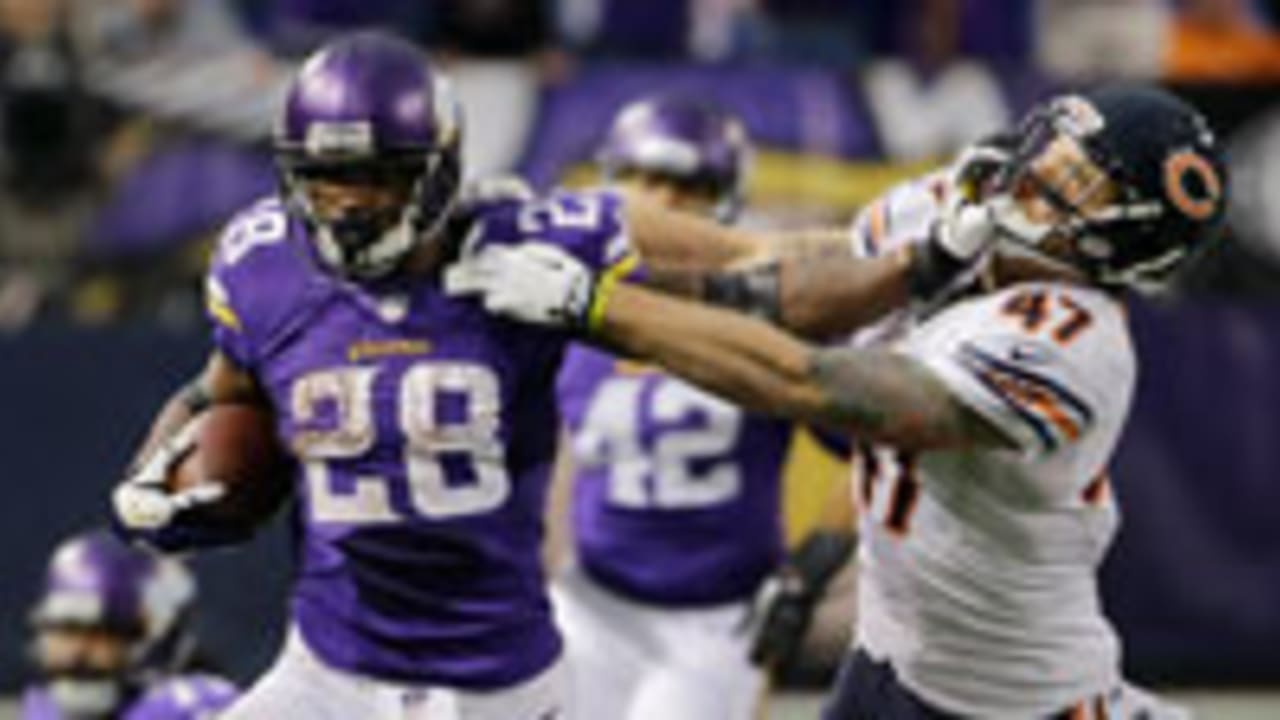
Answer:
[{"left": 586, "top": 252, "right": 640, "bottom": 333}]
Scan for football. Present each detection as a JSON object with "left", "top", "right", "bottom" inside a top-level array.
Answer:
[{"left": 167, "top": 403, "right": 291, "bottom": 529}]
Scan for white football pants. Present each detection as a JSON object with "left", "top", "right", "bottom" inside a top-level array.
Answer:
[
  {"left": 220, "top": 626, "right": 570, "bottom": 720},
  {"left": 552, "top": 566, "right": 766, "bottom": 720}
]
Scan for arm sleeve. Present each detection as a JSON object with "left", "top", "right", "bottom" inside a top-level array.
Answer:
[
  {"left": 205, "top": 271, "right": 254, "bottom": 371},
  {"left": 202, "top": 198, "right": 297, "bottom": 372}
]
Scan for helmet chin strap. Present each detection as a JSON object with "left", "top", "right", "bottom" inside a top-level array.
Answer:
[
  {"left": 986, "top": 195, "right": 1095, "bottom": 284},
  {"left": 281, "top": 158, "right": 463, "bottom": 281},
  {"left": 986, "top": 195, "right": 1053, "bottom": 248},
  {"left": 314, "top": 215, "right": 418, "bottom": 280},
  {"left": 1096, "top": 246, "right": 1187, "bottom": 296},
  {"left": 989, "top": 192, "right": 1182, "bottom": 293},
  {"left": 296, "top": 174, "right": 427, "bottom": 281}
]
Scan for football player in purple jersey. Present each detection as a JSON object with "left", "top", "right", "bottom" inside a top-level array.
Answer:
[
  {"left": 552, "top": 95, "right": 854, "bottom": 720},
  {"left": 108, "top": 30, "right": 994, "bottom": 720},
  {"left": 21, "top": 530, "right": 237, "bottom": 720}
]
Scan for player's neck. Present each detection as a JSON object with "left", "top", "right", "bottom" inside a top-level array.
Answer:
[
  {"left": 986, "top": 250, "right": 1092, "bottom": 291},
  {"left": 401, "top": 232, "right": 450, "bottom": 277}
]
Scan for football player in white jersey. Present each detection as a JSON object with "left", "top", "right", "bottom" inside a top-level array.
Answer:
[{"left": 445, "top": 84, "right": 1225, "bottom": 718}]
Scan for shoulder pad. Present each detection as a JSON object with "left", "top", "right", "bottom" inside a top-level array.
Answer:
[
  {"left": 205, "top": 197, "right": 318, "bottom": 369},
  {"left": 471, "top": 189, "right": 632, "bottom": 273},
  {"left": 911, "top": 283, "right": 1131, "bottom": 453}
]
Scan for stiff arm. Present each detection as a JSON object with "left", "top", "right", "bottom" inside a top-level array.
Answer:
[
  {"left": 591, "top": 282, "right": 1013, "bottom": 453},
  {"left": 622, "top": 194, "right": 917, "bottom": 338}
]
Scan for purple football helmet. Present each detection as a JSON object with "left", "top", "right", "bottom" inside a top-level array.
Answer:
[
  {"left": 30, "top": 530, "right": 195, "bottom": 717},
  {"left": 275, "top": 31, "right": 463, "bottom": 280},
  {"left": 597, "top": 95, "right": 751, "bottom": 223}
]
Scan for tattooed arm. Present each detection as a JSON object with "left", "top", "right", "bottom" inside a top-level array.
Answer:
[
  {"left": 624, "top": 194, "right": 918, "bottom": 338},
  {"left": 594, "top": 281, "right": 1014, "bottom": 452},
  {"left": 806, "top": 346, "right": 1014, "bottom": 449}
]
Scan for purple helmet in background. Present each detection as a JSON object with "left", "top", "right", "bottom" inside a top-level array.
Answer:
[
  {"left": 30, "top": 530, "right": 195, "bottom": 717},
  {"left": 597, "top": 95, "right": 752, "bottom": 223},
  {"left": 275, "top": 31, "right": 463, "bottom": 280}
]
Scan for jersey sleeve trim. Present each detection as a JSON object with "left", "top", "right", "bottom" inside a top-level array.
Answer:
[
  {"left": 865, "top": 199, "right": 890, "bottom": 257},
  {"left": 205, "top": 276, "right": 242, "bottom": 332},
  {"left": 953, "top": 342, "right": 1095, "bottom": 452},
  {"left": 852, "top": 198, "right": 892, "bottom": 259}
]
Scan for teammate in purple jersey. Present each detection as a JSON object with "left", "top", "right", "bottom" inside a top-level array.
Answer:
[
  {"left": 109, "top": 29, "right": 997, "bottom": 720},
  {"left": 553, "top": 95, "right": 854, "bottom": 720},
  {"left": 21, "top": 530, "right": 237, "bottom": 720}
]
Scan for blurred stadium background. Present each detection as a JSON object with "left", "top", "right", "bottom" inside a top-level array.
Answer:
[{"left": 1, "top": 0, "right": 1279, "bottom": 716}]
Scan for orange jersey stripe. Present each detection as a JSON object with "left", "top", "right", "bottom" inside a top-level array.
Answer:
[
  {"left": 982, "top": 369, "right": 1084, "bottom": 441},
  {"left": 866, "top": 199, "right": 889, "bottom": 256},
  {"left": 1024, "top": 391, "right": 1083, "bottom": 441}
]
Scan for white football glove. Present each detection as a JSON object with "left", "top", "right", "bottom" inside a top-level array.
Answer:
[
  {"left": 908, "top": 141, "right": 1011, "bottom": 301},
  {"left": 444, "top": 243, "right": 597, "bottom": 329},
  {"left": 932, "top": 200, "right": 998, "bottom": 267},
  {"left": 112, "top": 419, "right": 225, "bottom": 531},
  {"left": 948, "top": 139, "right": 1012, "bottom": 202},
  {"left": 935, "top": 137, "right": 1013, "bottom": 264},
  {"left": 909, "top": 200, "right": 999, "bottom": 302}
]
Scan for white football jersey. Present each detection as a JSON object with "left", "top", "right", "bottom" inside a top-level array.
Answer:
[{"left": 847, "top": 176, "right": 1135, "bottom": 716}]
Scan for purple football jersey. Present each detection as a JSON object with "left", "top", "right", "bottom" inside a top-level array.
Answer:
[
  {"left": 557, "top": 344, "right": 792, "bottom": 606},
  {"left": 205, "top": 189, "right": 628, "bottom": 688},
  {"left": 20, "top": 674, "right": 236, "bottom": 720}
]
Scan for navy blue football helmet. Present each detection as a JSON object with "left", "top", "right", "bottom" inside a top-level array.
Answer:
[
  {"left": 275, "top": 31, "right": 463, "bottom": 280},
  {"left": 990, "top": 84, "right": 1228, "bottom": 291},
  {"left": 597, "top": 95, "right": 751, "bottom": 223},
  {"left": 30, "top": 530, "right": 195, "bottom": 717}
]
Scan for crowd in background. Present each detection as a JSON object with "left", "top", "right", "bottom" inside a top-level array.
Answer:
[{"left": 0, "top": 0, "right": 1277, "bottom": 329}]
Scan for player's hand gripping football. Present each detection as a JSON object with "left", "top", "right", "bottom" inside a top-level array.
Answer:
[
  {"left": 445, "top": 243, "right": 603, "bottom": 331},
  {"left": 112, "top": 419, "right": 226, "bottom": 532}
]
